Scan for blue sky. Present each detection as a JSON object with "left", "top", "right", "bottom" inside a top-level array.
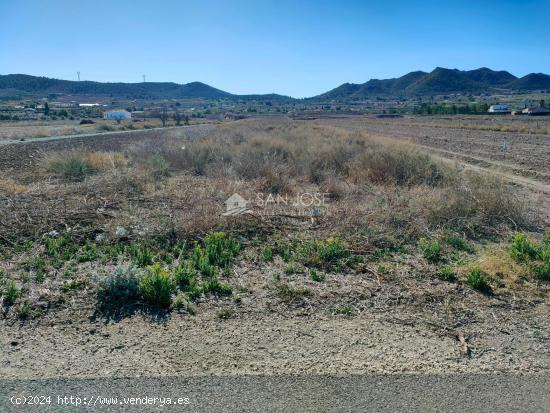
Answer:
[{"left": 1, "top": 0, "right": 549, "bottom": 97}]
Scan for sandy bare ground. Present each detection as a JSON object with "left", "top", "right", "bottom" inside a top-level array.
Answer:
[{"left": 2, "top": 309, "right": 549, "bottom": 380}]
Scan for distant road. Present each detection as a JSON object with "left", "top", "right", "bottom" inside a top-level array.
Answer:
[
  {"left": 0, "top": 124, "right": 215, "bottom": 146},
  {"left": 1, "top": 373, "right": 549, "bottom": 412}
]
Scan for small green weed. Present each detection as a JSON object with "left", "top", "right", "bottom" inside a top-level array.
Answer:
[
  {"left": 127, "top": 242, "right": 155, "bottom": 267},
  {"left": 276, "top": 283, "right": 312, "bottom": 303},
  {"left": 444, "top": 233, "right": 473, "bottom": 253},
  {"left": 510, "top": 233, "right": 539, "bottom": 263},
  {"left": 139, "top": 263, "right": 174, "bottom": 307},
  {"left": 438, "top": 266, "right": 457, "bottom": 282},
  {"left": 466, "top": 267, "right": 492, "bottom": 294},
  {"left": 78, "top": 243, "right": 98, "bottom": 262},
  {"left": 418, "top": 238, "right": 441, "bottom": 262},
  {"left": 2, "top": 280, "right": 19, "bottom": 306},
  {"left": 261, "top": 245, "right": 274, "bottom": 262},
  {"left": 310, "top": 269, "right": 325, "bottom": 282}
]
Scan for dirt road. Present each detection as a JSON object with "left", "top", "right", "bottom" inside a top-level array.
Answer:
[{"left": 0, "top": 124, "right": 215, "bottom": 146}]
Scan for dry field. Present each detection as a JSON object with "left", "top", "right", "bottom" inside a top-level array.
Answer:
[
  {"left": 320, "top": 115, "right": 550, "bottom": 183},
  {"left": 0, "top": 118, "right": 549, "bottom": 379},
  {"left": 0, "top": 118, "right": 212, "bottom": 142}
]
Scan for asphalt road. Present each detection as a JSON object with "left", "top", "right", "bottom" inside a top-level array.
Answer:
[{"left": 1, "top": 373, "right": 549, "bottom": 412}]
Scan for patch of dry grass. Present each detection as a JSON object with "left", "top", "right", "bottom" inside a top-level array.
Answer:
[
  {"left": 43, "top": 150, "right": 127, "bottom": 180},
  {"left": 457, "top": 246, "right": 527, "bottom": 291},
  {"left": 0, "top": 177, "right": 29, "bottom": 194}
]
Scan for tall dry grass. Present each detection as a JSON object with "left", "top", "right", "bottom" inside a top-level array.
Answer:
[
  {"left": 44, "top": 150, "right": 128, "bottom": 181},
  {"left": 124, "top": 120, "right": 536, "bottom": 237}
]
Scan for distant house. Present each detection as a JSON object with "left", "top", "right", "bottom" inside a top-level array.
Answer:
[
  {"left": 522, "top": 107, "right": 550, "bottom": 116},
  {"left": 103, "top": 109, "right": 131, "bottom": 120},
  {"left": 488, "top": 104, "right": 510, "bottom": 114}
]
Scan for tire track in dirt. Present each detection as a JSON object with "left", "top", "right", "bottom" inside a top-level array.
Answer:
[{"left": 371, "top": 133, "right": 550, "bottom": 224}]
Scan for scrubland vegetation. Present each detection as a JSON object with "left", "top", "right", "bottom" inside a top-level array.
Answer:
[{"left": 0, "top": 120, "right": 547, "bottom": 321}]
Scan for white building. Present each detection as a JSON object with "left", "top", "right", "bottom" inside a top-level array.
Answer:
[
  {"left": 488, "top": 104, "right": 510, "bottom": 113},
  {"left": 103, "top": 110, "right": 131, "bottom": 120}
]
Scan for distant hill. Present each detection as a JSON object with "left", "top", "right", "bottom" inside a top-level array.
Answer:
[
  {"left": 506, "top": 73, "right": 550, "bottom": 91},
  {"left": 314, "top": 67, "right": 550, "bottom": 100},
  {"left": 0, "top": 74, "right": 291, "bottom": 101}
]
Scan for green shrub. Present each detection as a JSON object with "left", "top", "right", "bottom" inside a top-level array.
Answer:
[
  {"left": 24, "top": 255, "right": 48, "bottom": 281},
  {"left": 445, "top": 233, "right": 473, "bottom": 253},
  {"left": 78, "top": 243, "right": 97, "bottom": 262},
  {"left": 191, "top": 148, "right": 209, "bottom": 175},
  {"left": 191, "top": 245, "right": 217, "bottom": 277},
  {"left": 147, "top": 155, "right": 170, "bottom": 180},
  {"left": 96, "top": 124, "right": 115, "bottom": 131},
  {"left": 510, "top": 233, "right": 539, "bottom": 263},
  {"left": 44, "top": 234, "right": 78, "bottom": 265},
  {"left": 18, "top": 299, "right": 32, "bottom": 318},
  {"left": 261, "top": 246, "right": 274, "bottom": 262},
  {"left": 532, "top": 261, "right": 550, "bottom": 281},
  {"left": 466, "top": 267, "right": 491, "bottom": 294},
  {"left": 438, "top": 266, "right": 457, "bottom": 281},
  {"left": 2, "top": 279, "right": 19, "bottom": 306},
  {"left": 418, "top": 238, "right": 441, "bottom": 262},
  {"left": 294, "top": 238, "right": 349, "bottom": 269},
  {"left": 201, "top": 277, "right": 232, "bottom": 296},
  {"left": 509, "top": 232, "right": 550, "bottom": 281},
  {"left": 204, "top": 232, "right": 240, "bottom": 268},
  {"left": 60, "top": 279, "right": 85, "bottom": 291},
  {"left": 277, "top": 243, "right": 293, "bottom": 262},
  {"left": 97, "top": 265, "right": 141, "bottom": 303},
  {"left": 127, "top": 242, "right": 154, "bottom": 267},
  {"left": 284, "top": 262, "right": 300, "bottom": 275},
  {"left": 139, "top": 263, "right": 174, "bottom": 307},
  {"left": 310, "top": 269, "right": 325, "bottom": 282},
  {"left": 173, "top": 261, "right": 198, "bottom": 290}
]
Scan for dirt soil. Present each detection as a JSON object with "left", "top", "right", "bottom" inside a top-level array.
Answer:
[
  {"left": 319, "top": 116, "right": 550, "bottom": 183},
  {"left": 2, "top": 251, "right": 549, "bottom": 379}
]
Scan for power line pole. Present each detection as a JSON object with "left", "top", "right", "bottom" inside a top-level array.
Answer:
[
  {"left": 77, "top": 71, "right": 81, "bottom": 81},
  {"left": 142, "top": 74, "right": 146, "bottom": 83}
]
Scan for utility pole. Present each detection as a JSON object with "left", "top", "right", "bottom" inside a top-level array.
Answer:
[
  {"left": 77, "top": 71, "right": 81, "bottom": 81},
  {"left": 143, "top": 74, "right": 146, "bottom": 83}
]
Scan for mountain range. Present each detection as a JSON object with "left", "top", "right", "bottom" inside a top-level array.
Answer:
[
  {"left": 1, "top": 68, "right": 550, "bottom": 101},
  {"left": 0, "top": 74, "right": 290, "bottom": 101},
  {"left": 315, "top": 67, "right": 550, "bottom": 100}
]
